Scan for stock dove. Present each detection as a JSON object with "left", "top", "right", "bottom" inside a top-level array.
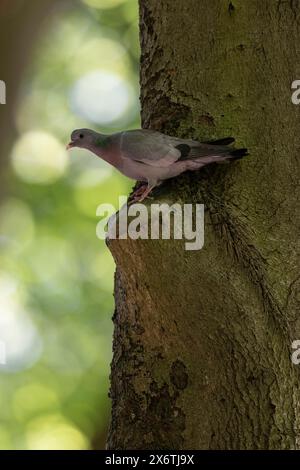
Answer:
[{"left": 67, "top": 128, "right": 247, "bottom": 201}]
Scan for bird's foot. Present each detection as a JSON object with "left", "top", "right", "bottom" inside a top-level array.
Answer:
[
  {"left": 138, "top": 188, "right": 153, "bottom": 202},
  {"left": 128, "top": 184, "right": 146, "bottom": 205},
  {"left": 130, "top": 184, "right": 147, "bottom": 198},
  {"left": 128, "top": 186, "right": 154, "bottom": 205}
]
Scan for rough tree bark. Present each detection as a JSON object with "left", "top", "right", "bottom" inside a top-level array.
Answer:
[{"left": 107, "top": 0, "right": 300, "bottom": 449}]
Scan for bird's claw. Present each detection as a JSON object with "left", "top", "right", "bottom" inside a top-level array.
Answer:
[{"left": 128, "top": 183, "right": 155, "bottom": 204}]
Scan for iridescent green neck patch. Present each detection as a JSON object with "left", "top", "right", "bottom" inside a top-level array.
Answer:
[{"left": 95, "top": 136, "right": 110, "bottom": 148}]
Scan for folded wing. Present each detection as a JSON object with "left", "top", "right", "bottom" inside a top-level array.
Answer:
[{"left": 120, "top": 129, "right": 244, "bottom": 168}]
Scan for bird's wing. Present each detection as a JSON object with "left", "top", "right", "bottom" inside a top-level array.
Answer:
[
  {"left": 119, "top": 130, "right": 233, "bottom": 168},
  {"left": 120, "top": 130, "right": 185, "bottom": 167}
]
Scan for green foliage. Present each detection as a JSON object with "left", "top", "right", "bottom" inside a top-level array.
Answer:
[{"left": 0, "top": 0, "right": 139, "bottom": 449}]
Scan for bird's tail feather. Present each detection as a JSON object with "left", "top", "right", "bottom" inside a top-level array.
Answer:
[
  {"left": 189, "top": 147, "right": 248, "bottom": 168},
  {"left": 228, "top": 148, "right": 248, "bottom": 160},
  {"left": 203, "top": 137, "right": 248, "bottom": 160},
  {"left": 204, "top": 137, "right": 235, "bottom": 146}
]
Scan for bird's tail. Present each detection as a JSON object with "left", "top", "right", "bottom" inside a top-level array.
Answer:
[
  {"left": 204, "top": 137, "right": 235, "bottom": 146},
  {"left": 203, "top": 136, "right": 248, "bottom": 161},
  {"left": 228, "top": 147, "right": 248, "bottom": 160}
]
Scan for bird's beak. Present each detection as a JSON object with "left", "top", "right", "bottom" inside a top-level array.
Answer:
[{"left": 66, "top": 141, "right": 75, "bottom": 150}]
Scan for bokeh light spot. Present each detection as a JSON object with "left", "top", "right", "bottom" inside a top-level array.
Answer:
[
  {"left": 27, "top": 235, "right": 78, "bottom": 283},
  {"left": 0, "top": 198, "right": 35, "bottom": 253},
  {"left": 70, "top": 70, "right": 133, "bottom": 125},
  {"left": 11, "top": 131, "right": 69, "bottom": 184},
  {"left": 26, "top": 414, "right": 89, "bottom": 450},
  {"left": 0, "top": 273, "right": 42, "bottom": 373}
]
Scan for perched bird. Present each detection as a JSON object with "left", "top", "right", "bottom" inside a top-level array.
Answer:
[{"left": 67, "top": 128, "right": 247, "bottom": 202}]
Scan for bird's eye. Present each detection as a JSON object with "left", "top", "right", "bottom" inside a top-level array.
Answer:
[{"left": 79, "top": 133, "right": 84, "bottom": 139}]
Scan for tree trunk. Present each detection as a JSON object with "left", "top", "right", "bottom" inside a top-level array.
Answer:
[{"left": 107, "top": 0, "right": 300, "bottom": 449}]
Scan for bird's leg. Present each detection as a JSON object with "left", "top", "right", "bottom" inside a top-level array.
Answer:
[
  {"left": 131, "top": 183, "right": 147, "bottom": 198},
  {"left": 138, "top": 186, "right": 154, "bottom": 202},
  {"left": 135, "top": 184, "right": 156, "bottom": 203},
  {"left": 128, "top": 183, "right": 156, "bottom": 204},
  {"left": 128, "top": 183, "right": 147, "bottom": 205}
]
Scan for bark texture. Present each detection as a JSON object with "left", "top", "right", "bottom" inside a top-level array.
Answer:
[{"left": 107, "top": 0, "right": 300, "bottom": 449}]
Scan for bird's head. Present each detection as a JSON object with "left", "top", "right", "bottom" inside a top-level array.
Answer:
[{"left": 67, "top": 129, "right": 96, "bottom": 150}]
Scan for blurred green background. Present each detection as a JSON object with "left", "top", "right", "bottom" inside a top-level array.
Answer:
[{"left": 0, "top": 0, "right": 139, "bottom": 449}]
